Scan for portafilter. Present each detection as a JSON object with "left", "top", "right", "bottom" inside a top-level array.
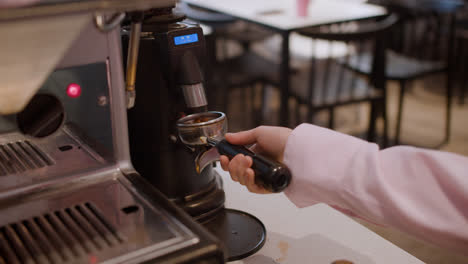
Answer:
[{"left": 176, "top": 111, "right": 291, "bottom": 193}]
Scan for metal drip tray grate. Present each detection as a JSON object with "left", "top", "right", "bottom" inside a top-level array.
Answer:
[
  {"left": 0, "top": 202, "right": 124, "bottom": 264},
  {"left": 0, "top": 141, "right": 53, "bottom": 176}
]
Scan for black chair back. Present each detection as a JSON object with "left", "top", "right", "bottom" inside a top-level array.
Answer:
[
  {"left": 290, "top": 14, "right": 398, "bottom": 143},
  {"left": 295, "top": 14, "right": 398, "bottom": 109}
]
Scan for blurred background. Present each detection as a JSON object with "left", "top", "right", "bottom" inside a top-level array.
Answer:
[{"left": 176, "top": 0, "right": 468, "bottom": 262}]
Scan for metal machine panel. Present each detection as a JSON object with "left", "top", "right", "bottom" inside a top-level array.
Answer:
[
  {"left": 0, "top": 7, "right": 225, "bottom": 262},
  {"left": 0, "top": 0, "right": 176, "bottom": 21},
  {"left": 0, "top": 176, "right": 199, "bottom": 264}
]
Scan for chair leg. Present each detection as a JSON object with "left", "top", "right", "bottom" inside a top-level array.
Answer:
[
  {"left": 456, "top": 38, "right": 466, "bottom": 105},
  {"left": 242, "top": 85, "right": 249, "bottom": 128},
  {"left": 381, "top": 98, "right": 389, "bottom": 148},
  {"left": 395, "top": 80, "right": 406, "bottom": 145},
  {"left": 307, "top": 107, "right": 315, "bottom": 125},
  {"left": 295, "top": 100, "right": 301, "bottom": 127},
  {"left": 461, "top": 66, "right": 468, "bottom": 105},
  {"left": 261, "top": 83, "right": 267, "bottom": 124},
  {"left": 251, "top": 82, "right": 256, "bottom": 110},
  {"left": 367, "top": 101, "right": 377, "bottom": 143},
  {"left": 328, "top": 108, "right": 335, "bottom": 130},
  {"left": 459, "top": 39, "right": 468, "bottom": 105},
  {"left": 254, "top": 82, "right": 265, "bottom": 127},
  {"left": 445, "top": 71, "right": 453, "bottom": 144},
  {"left": 222, "top": 83, "right": 230, "bottom": 116}
]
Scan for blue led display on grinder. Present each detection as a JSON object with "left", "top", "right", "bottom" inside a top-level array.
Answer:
[{"left": 174, "top": 33, "right": 199, "bottom": 45}]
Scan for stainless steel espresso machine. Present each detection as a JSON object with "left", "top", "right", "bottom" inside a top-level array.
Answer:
[{"left": 0, "top": 1, "right": 225, "bottom": 263}]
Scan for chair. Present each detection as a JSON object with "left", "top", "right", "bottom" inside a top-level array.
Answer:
[
  {"left": 344, "top": 7, "right": 457, "bottom": 147},
  {"left": 290, "top": 14, "right": 399, "bottom": 146}
]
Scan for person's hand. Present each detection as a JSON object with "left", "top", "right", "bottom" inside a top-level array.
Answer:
[{"left": 219, "top": 126, "right": 292, "bottom": 194}]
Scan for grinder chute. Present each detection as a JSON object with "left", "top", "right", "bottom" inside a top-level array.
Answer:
[{"left": 179, "top": 50, "right": 209, "bottom": 110}]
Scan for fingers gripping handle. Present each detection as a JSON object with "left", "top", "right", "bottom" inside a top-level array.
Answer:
[{"left": 215, "top": 139, "right": 291, "bottom": 193}]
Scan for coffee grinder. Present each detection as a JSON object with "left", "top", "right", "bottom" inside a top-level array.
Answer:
[{"left": 125, "top": 10, "right": 291, "bottom": 261}]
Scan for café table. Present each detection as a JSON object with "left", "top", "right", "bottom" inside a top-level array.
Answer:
[{"left": 183, "top": 0, "right": 387, "bottom": 126}]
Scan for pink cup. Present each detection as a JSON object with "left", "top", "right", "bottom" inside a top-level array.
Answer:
[{"left": 296, "top": 0, "right": 310, "bottom": 17}]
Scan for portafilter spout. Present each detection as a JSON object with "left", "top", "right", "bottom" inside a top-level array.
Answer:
[{"left": 176, "top": 111, "right": 291, "bottom": 193}]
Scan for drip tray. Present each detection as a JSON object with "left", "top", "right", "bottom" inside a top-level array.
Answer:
[
  {"left": 0, "top": 140, "right": 54, "bottom": 176},
  {"left": 0, "top": 128, "right": 107, "bottom": 195},
  {"left": 204, "top": 208, "right": 266, "bottom": 261},
  {"left": 0, "top": 176, "right": 199, "bottom": 264},
  {"left": 0, "top": 202, "right": 124, "bottom": 264}
]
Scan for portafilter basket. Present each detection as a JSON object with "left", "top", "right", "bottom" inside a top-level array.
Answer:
[
  {"left": 176, "top": 111, "right": 291, "bottom": 193},
  {"left": 176, "top": 111, "right": 227, "bottom": 146}
]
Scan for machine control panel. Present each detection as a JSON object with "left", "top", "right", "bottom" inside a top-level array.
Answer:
[{"left": 174, "top": 33, "right": 199, "bottom": 45}]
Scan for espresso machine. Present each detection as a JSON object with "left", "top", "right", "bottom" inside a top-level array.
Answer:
[
  {"left": 0, "top": 1, "right": 225, "bottom": 263},
  {"left": 125, "top": 7, "right": 292, "bottom": 262}
]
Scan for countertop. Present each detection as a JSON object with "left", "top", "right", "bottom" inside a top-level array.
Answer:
[{"left": 217, "top": 167, "right": 424, "bottom": 264}]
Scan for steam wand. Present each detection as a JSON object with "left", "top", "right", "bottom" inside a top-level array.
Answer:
[{"left": 125, "top": 12, "right": 144, "bottom": 109}]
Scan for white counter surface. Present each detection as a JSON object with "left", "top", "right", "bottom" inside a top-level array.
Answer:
[{"left": 217, "top": 167, "right": 423, "bottom": 264}]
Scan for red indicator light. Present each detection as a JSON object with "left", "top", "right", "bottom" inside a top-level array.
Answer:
[
  {"left": 89, "top": 255, "right": 98, "bottom": 264},
  {"left": 67, "top": 83, "right": 82, "bottom": 98}
]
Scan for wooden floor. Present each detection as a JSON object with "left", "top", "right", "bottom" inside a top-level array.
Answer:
[{"left": 222, "top": 74, "right": 468, "bottom": 263}]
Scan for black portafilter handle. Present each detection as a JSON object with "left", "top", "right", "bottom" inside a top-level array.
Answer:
[{"left": 208, "top": 138, "right": 291, "bottom": 193}]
